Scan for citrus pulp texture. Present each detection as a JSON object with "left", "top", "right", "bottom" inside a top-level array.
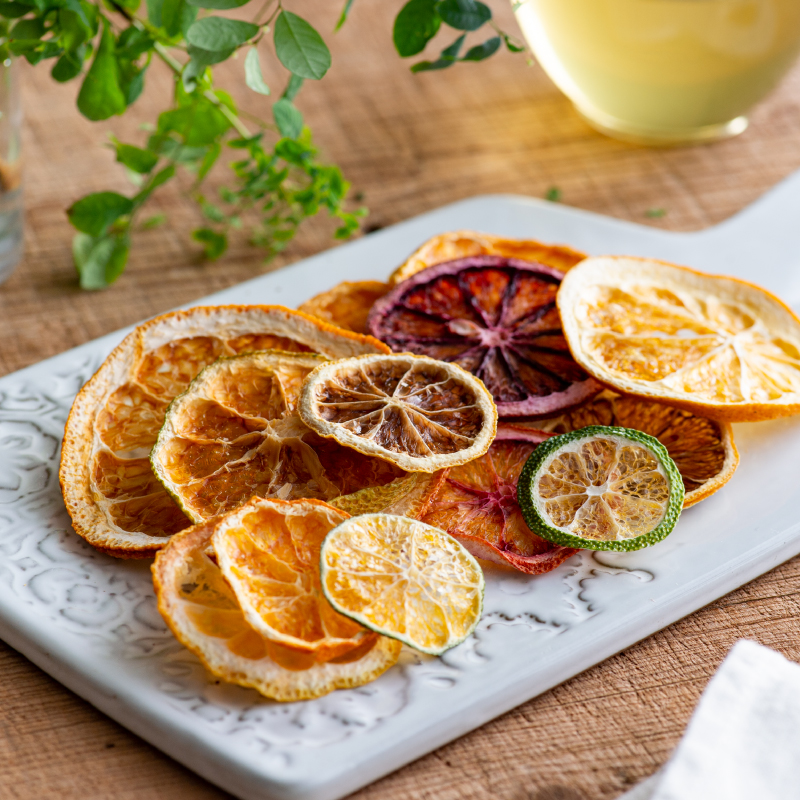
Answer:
[
  {"left": 558, "top": 256, "right": 800, "bottom": 421},
  {"left": 320, "top": 514, "right": 484, "bottom": 655},
  {"left": 60, "top": 305, "right": 389, "bottom": 558},
  {"left": 518, "top": 426, "right": 685, "bottom": 552},
  {"left": 299, "top": 280, "right": 390, "bottom": 334},
  {"left": 369, "top": 256, "right": 601, "bottom": 416},
  {"left": 299, "top": 353, "right": 498, "bottom": 473}
]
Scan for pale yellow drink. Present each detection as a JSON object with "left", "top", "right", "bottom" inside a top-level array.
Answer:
[{"left": 514, "top": 0, "right": 800, "bottom": 144}]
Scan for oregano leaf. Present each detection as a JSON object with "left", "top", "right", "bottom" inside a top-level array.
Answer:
[
  {"left": 274, "top": 11, "right": 331, "bottom": 80},
  {"left": 393, "top": 0, "right": 440, "bottom": 57},
  {"left": 244, "top": 47, "right": 270, "bottom": 95}
]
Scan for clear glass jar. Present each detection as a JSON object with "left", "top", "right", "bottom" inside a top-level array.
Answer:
[
  {"left": 514, "top": 0, "right": 800, "bottom": 146},
  {"left": 0, "top": 57, "right": 22, "bottom": 284}
]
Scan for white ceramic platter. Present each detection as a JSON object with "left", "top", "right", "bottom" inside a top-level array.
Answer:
[{"left": 3, "top": 172, "right": 800, "bottom": 800}]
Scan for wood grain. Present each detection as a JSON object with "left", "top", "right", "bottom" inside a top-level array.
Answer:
[{"left": 2, "top": 0, "right": 800, "bottom": 798}]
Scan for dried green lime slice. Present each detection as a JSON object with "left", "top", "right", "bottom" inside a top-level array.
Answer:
[{"left": 517, "top": 425, "right": 684, "bottom": 552}]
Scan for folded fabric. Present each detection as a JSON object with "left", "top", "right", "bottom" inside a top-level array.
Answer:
[{"left": 620, "top": 639, "right": 800, "bottom": 800}]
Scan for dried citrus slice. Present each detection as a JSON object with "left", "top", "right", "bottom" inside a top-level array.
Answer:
[
  {"left": 420, "top": 428, "right": 578, "bottom": 575},
  {"left": 212, "top": 498, "right": 377, "bottom": 659},
  {"left": 152, "top": 508, "right": 401, "bottom": 702},
  {"left": 558, "top": 256, "right": 800, "bottom": 422},
  {"left": 518, "top": 426, "right": 685, "bottom": 551},
  {"left": 298, "top": 280, "right": 390, "bottom": 334},
  {"left": 329, "top": 470, "right": 448, "bottom": 518},
  {"left": 369, "top": 256, "right": 601, "bottom": 416},
  {"left": 320, "top": 514, "right": 484, "bottom": 655},
  {"left": 512, "top": 391, "right": 738, "bottom": 508},
  {"left": 60, "top": 305, "right": 389, "bottom": 558},
  {"left": 390, "top": 230, "right": 586, "bottom": 286},
  {"left": 299, "top": 353, "right": 498, "bottom": 472}
]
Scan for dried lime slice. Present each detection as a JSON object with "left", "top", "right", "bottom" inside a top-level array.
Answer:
[{"left": 517, "top": 425, "right": 684, "bottom": 552}]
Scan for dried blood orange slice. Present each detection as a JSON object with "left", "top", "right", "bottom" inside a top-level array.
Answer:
[
  {"left": 514, "top": 391, "right": 739, "bottom": 508},
  {"left": 152, "top": 506, "right": 401, "bottom": 702},
  {"left": 421, "top": 427, "right": 577, "bottom": 575},
  {"left": 369, "top": 256, "right": 601, "bottom": 416},
  {"left": 152, "top": 351, "right": 404, "bottom": 523},
  {"left": 299, "top": 353, "right": 497, "bottom": 472},
  {"left": 60, "top": 306, "right": 389, "bottom": 558},
  {"left": 299, "top": 280, "right": 390, "bottom": 334},
  {"left": 390, "top": 230, "right": 586, "bottom": 286}
]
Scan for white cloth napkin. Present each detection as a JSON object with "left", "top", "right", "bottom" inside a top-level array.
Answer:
[{"left": 620, "top": 639, "right": 800, "bottom": 800}]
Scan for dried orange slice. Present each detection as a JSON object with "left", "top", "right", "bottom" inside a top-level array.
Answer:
[
  {"left": 151, "top": 351, "right": 404, "bottom": 523},
  {"left": 369, "top": 255, "right": 601, "bottom": 416},
  {"left": 298, "top": 280, "right": 390, "bottom": 334},
  {"left": 299, "top": 353, "right": 498, "bottom": 472},
  {"left": 213, "top": 498, "right": 375, "bottom": 660},
  {"left": 420, "top": 427, "right": 578, "bottom": 575},
  {"left": 558, "top": 257, "right": 800, "bottom": 421},
  {"left": 329, "top": 470, "right": 448, "bottom": 518},
  {"left": 60, "top": 306, "right": 390, "bottom": 558},
  {"left": 390, "top": 230, "right": 586, "bottom": 286},
  {"left": 510, "top": 391, "right": 739, "bottom": 508},
  {"left": 320, "top": 513, "right": 484, "bottom": 655},
  {"left": 152, "top": 505, "right": 401, "bottom": 702}
]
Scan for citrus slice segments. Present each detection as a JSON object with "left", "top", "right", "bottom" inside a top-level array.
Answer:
[
  {"left": 152, "top": 511, "right": 401, "bottom": 702},
  {"left": 152, "top": 351, "right": 404, "bottom": 523},
  {"left": 298, "top": 353, "right": 498, "bottom": 472},
  {"left": 518, "top": 426, "right": 685, "bottom": 552},
  {"left": 369, "top": 256, "right": 601, "bottom": 416},
  {"left": 558, "top": 256, "right": 800, "bottom": 421},
  {"left": 299, "top": 280, "right": 390, "bottom": 334},
  {"left": 514, "top": 391, "right": 738, "bottom": 507},
  {"left": 61, "top": 305, "right": 390, "bottom": 558},
  {"left": 212, "top": 498, "right": 375, "bottom": 659},
  {"left": 329, "top": 471, "right": 448, "bottom": 519},
  {"left": 320, "top": 514, "right": 484, "bottom": 655},
  {"left": 389, "top": 230, "right": 586, "bottom": 286},
  {"left": 420, "top": 429, "right": 578, "bottom": 575}
]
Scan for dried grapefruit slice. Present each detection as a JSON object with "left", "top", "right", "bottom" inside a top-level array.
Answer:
[
  {"left": 369, "top": 255, "right": 601, "bottom": 416},
  {"left": 299, "top": 353, "right": 497, "bottom": 472},
  {"left": 390, "top": 230, "right": 586, "bottom": 286},
  {"left": 320, "top": 513, "right": 484, "bottom": 655},
  {"left": 152, "top": 506, "right": 401, "bottom": 702},
  {"left": 60, "top": 306, "right": 389, "bottom": 558},
  {"left": 151, "top": 351, "right": 404, "bottom": 523},
  {"left": 420, "top": 428, "right": 578, "bottom": 575},
  {"left": 513, "top": 391, "right": 738, "bottom": 507},
  {"left": 558, "top": 256, "right": 800, "bottom": 421},
  {"left": 518, "top": 426, "right": 685, "bottom": 552},
  {"left": 299, "top": 280, "right": 390, "bottom": 334}
]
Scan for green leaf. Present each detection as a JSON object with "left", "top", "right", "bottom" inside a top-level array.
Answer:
[
  {"left": 76, "top": 23, "right": 126, "bottom": 120},
  {"left": 274, "top": 11, "right": 330, "bottom": 80},
  {"left": 272, "top": 97, "right": 303, "bottom": 139},
  {"left": 146, "top": 0, "right": 163, "bottom": 26},
  {"left": 59, "top": 7, "right": 92, "bottom": 51},
  {"left": 197, "top": 141, "right": 221, "bottom": 180},
  {"left": 141, "top": 213, "right": 166, "bottom": 229},
  {"left": 73, "top": 232, "right": 130, "bottom": 289},
  {"left": 51, "top": 49, "right": 84, "bottom": 82},
  {"left": 441, "top": 33, "right": 464, "bottom": 59},
  {"left": 192, "top": 227, "right": 227, "bottom": 259},
  {"left": 244, "top": 47, "right": 269, "bottom": 95},
  {"left": 186, "top": 16, "right": 258, "bottom": 52},
  {"left": 545, "top": 186, "right": 561, "bottom": 202},
  {"left": 393, "top": 0, "right": 440, "bottom": 57},
  {"left": 335, "top": 0, "right": 354, "bottom": 31},
  {"left": 68, "top": 191, "right": 134, "bottom": 236},
  {"left": 501, "top": 31, "right": 524, "bottom": 52},
  {"left": 133, "top": 163, "right": 175, "bottom": 204},
  {"left": 115, "top": 141, "right": 158, "bottom": 173},
  {"left": 436, "top": 0, "right": 491, "bottom": 31},
  {"left": 156, "top": 100, "right": 231, "bottom": 146},
  {"left": 10, "top": 17, "right": 45, "bottom": 40},
  {"left": 461, "top": 35, "right": 500, "bottom": 61},
  {"left": 0, "top": 2, "right": 33, "bottom": 18},
  {"left": 282, "top": 72, "right": 303, "bottom": 100},
  {"left": 160, "top": 0, "right": 185, "bottom": 36},
  {"left": 186, "top": 0, "right": 249, "bottom": 7},
  {"left": 410, "top": 57, "right": 453, "bottom": 72}
]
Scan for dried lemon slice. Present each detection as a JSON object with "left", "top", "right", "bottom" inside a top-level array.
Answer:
[
  {"left": 61, "top": 305, "right": 389, "bottom": 558},
  {"left": 558, "top": 256, "right": 800, "bottom": 421},
  {"left": 320, "top": 514, "right": 484, "bottom": 655},
  {"left": 518, "top": 426, "right": 685, "bottom": 552},
  {"left": 152, "top": 508, "right": 401, "bottom": 702},
  {"left": 390, "top": 230, "right": 586, "bottom": 286},
  {"left": 299, "top": 280, "right": 390, "bottom": 334},
  {"left": 151, "top": 350, "right": 404, "bottom": 523},
  {"left": 298, "top": 353, "right": 498, "bottom": 472}
]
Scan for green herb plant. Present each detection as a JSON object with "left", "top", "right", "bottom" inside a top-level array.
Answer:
[{"left": 0, "top": 0, "right": 523, "bottom": 288}]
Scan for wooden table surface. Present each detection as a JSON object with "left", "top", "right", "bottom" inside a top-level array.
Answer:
[{"left": 3, "top": 2, "right": 800, "bottom": 798}]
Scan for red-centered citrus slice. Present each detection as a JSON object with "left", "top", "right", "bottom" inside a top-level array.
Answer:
[
  {"left": 421, "top": 426, "right": 578, "bottom": 574},
  {"left": 369, "top": 255, "right": 601, "bottom": 417},
  {"left": 298, "top": 280, "right": 390, "bottom": 334},
  {"left": 60, "top": 305, "right": 390, "bottom": 558},
  {"left": 152, "top": 511, "right": 401, "bottom": 702},
  {"left": 299, "top": 353, "right": 498, "bottom": 472}
]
